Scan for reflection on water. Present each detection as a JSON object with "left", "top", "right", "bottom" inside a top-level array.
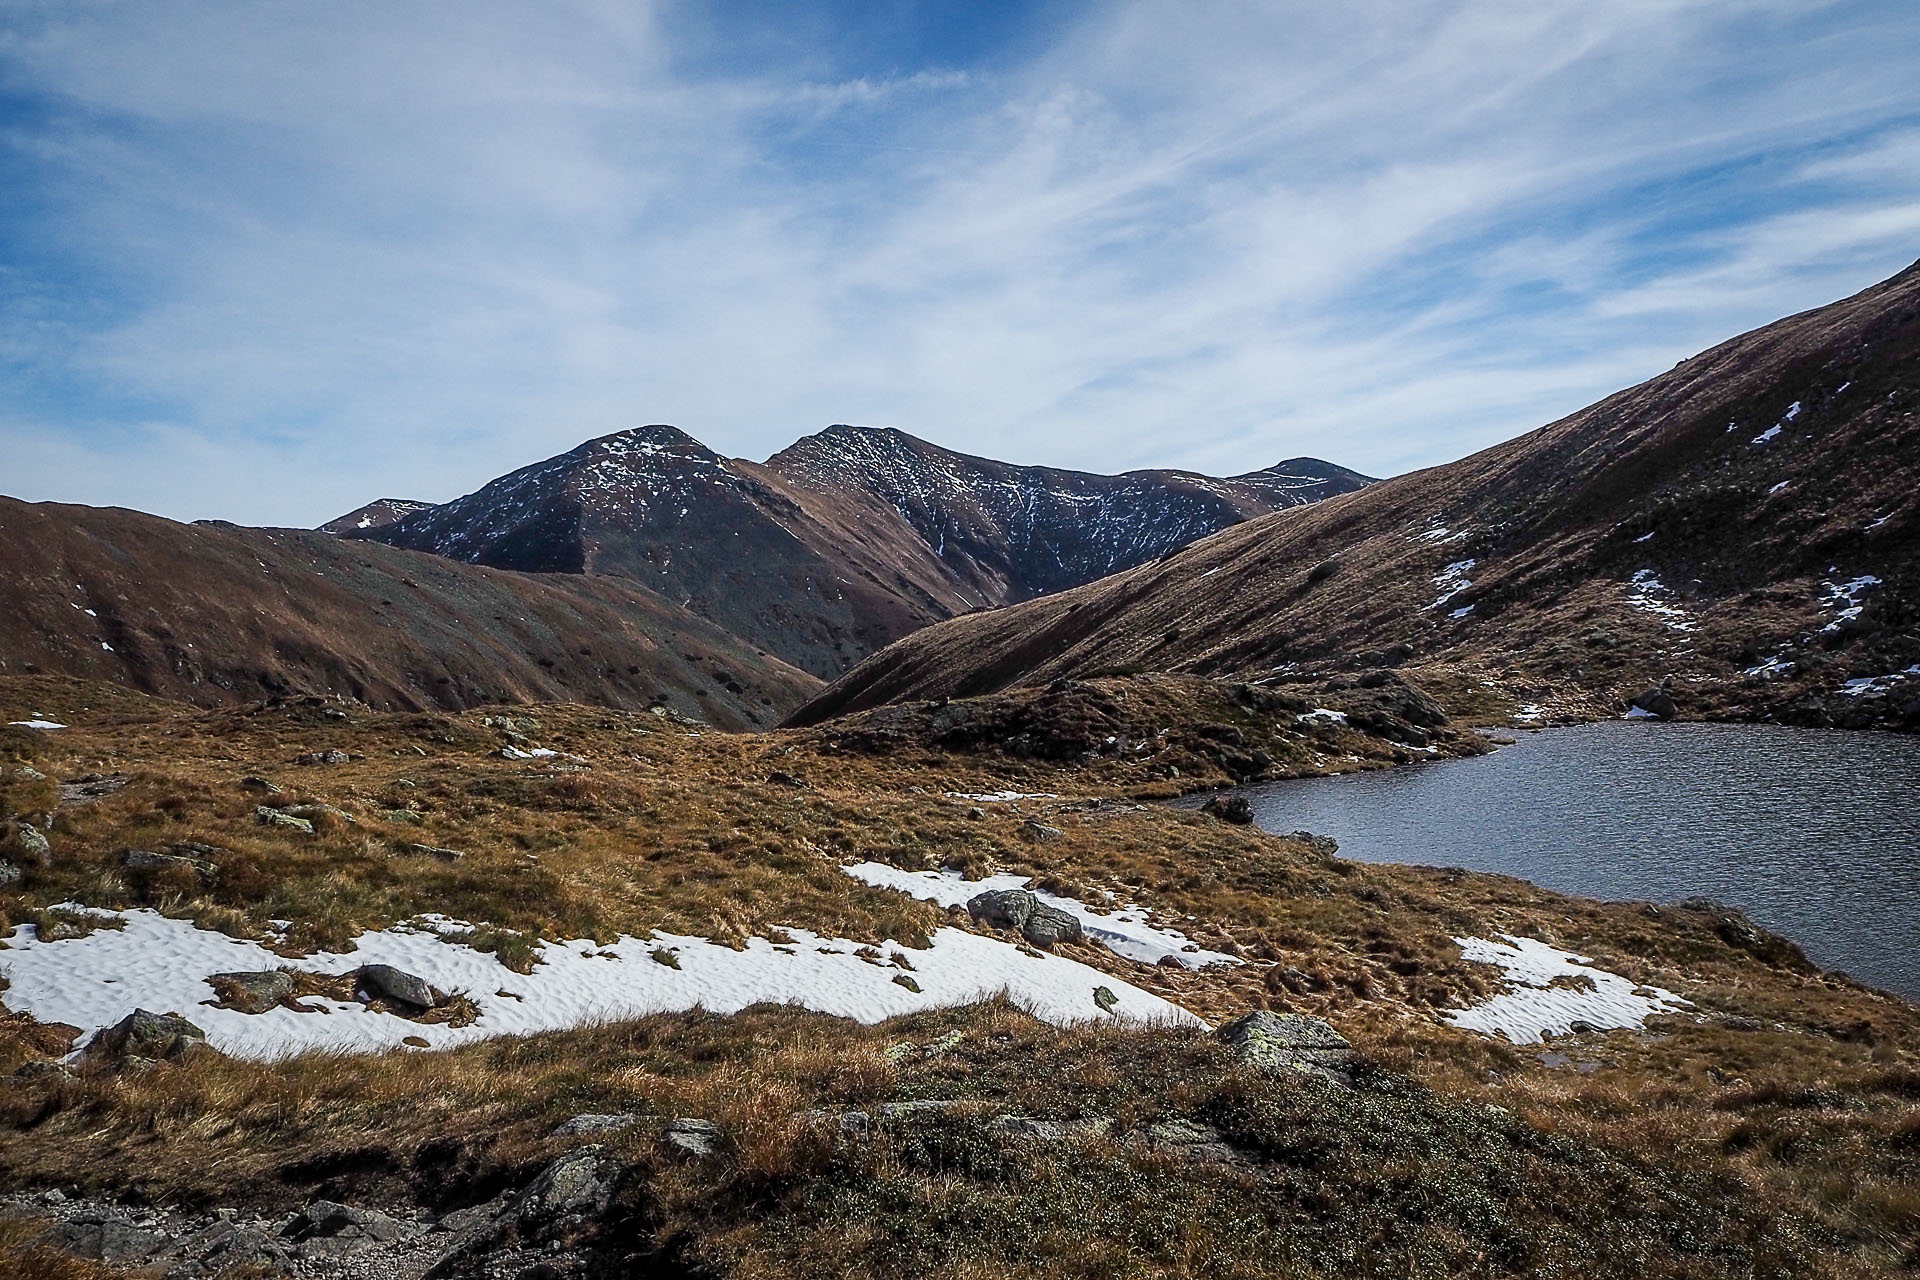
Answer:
[{"left": 1189, "top": 722, "right": 1920, "bottom": 1000}]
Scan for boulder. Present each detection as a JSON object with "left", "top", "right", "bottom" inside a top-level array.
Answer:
[
  {"left": 256, "top": 806, "right": 314, "bottom": 833},
  {"left": 1630, "top": 686, "right": 1678, "bottom": 719},
  {"left": 965, "top": 888, "right": 1084, "bottom": 948},
  {"left": 1216, "top": 1010, "right": 1356, "bottom": 1082},
  {"left": 13, "top": 822, "right": 52, "bottom": 865},
  {"left": 1092, "top": 985, "right": 1119, "bottom": 1013},
  {"left": 208, "top": 969, "right": 296, "bottom": 1014},
  {"left": 406, "top": 842, "right": 466, "bottom": 861},
  {"left": 1202, "top": 795, "right": 1254, "bottom": 824},
  {"left": 240, "top": 776, "right": 283, "bottom": 795},
  {"left": 355, "top": 963, "right": 435, "bottom": 1010},
  {"left": 85, "top": 1009, "right": 212, "bottom": 1064},
  {"left": 282, "top": 1200, "right": 412, "bottom": 1247},
  {"left": 1138, "top": 1117, "right": 1239, "bottom": 1163},
  {"left": 765, "top": 770, "right": 810, "bottom": 788},
  {"left": 36, "top": 1212, "right": 164, "bottom": 1263},
  {"left": 295, "top": 749, "right": 351, "bottom": 766},
  {"left": 1021, "top": 819, "right": 1063, "bottom": 843}
]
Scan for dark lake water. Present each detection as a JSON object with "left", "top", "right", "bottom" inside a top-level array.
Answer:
[{"left": 1184, "top": 722, "right": 1920, "bottom": 1000}]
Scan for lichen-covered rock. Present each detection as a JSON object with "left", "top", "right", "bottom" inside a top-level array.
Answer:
[
  {"left": 664, "top": 1118, "right": 722, "bottom": 1158},
  {"left": 124, "top": 848, "right": 216, "bottom": 878},
  {"left": 255, "top": 806, "right": 314, "bottom": 833},
  {"left": 1216, "top": 1010, "right": 1356, "bottom": 1082},
  {"left": 85, "top": 1009, "right": 213, "bottom": 1064},
  {"left": 295, "top": 749, "right": 350, "bottom": 766}
]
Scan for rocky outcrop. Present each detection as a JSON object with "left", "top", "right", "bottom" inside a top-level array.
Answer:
[{"left": 1216, "top": 1011, "right": 1356, "bottom": 1082}]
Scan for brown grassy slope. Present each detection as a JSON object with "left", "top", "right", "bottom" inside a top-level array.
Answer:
[
  {"left": 792, "top": 260, "right": 1920, "bottom": 727},
  {"left": 1, "top": 678, "right": 1917, "bottom": 1276},
  {"left": 0, "top": 498, "right": 819, "bottom": 728}
]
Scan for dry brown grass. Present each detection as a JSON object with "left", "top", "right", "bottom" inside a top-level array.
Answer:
[{"left": 2, "top": 674, "right": 1918, "bottom": 1274}]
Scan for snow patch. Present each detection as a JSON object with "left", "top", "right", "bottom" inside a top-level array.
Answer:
[
  {"left": 1296, "top": 708, "right": 1348, "bottom": 726},
  {"left": 1429, "top": 560, "right": 1475, "bottom": 609},
  {"left": 1445, "top": 935, "right": 1690, "bottom": 1044},
  {"left": 1751, "top": 425, "right": 1781, "bottom": 445},
  {"left": 946, "top": 790, "right": 1058, "bottom": 803},
  {"left": 1624, "top": 569, "right": 1696, "bottom": 633},
  {"left": 0, "top": 909, "right": 1197, "bottom": 1062},
  {"left": 9, "top": 720, "right": 66, "bottom": 730},
  {"left": 842, "top": 863, "right": 1239, "bottom": 969}
]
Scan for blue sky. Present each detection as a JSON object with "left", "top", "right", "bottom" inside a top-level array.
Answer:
[{"left": 2, "top": 0, "right": 1918, "bottom": 525}]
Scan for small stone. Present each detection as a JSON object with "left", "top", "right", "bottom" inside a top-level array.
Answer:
[
  {"left": 239, "top": 776, "right": 283, "bottom": 795},
  {"left": 650, "top": 948, "right": 681, "bottom": 969},
  {"left": 1092, "top": 985, "right": 1119, "bottom": 1013},
  {"left": 378, "top": 809, "right": 424, "bottom": 824},
  {"left": 1021, "top": 819, "right": 1063, "bottom": 843},
  {"left": 765, "top": 770, "right": 810, "bottom": 788},
  {"left": 355, "top": 963, "right": 435, "bottom": 1010},
  {"left": 892, "top": 974, "right": 922, "bottom": 993},
  {"left": 0, "top": 859, "right": 19, "bottom": 887}
]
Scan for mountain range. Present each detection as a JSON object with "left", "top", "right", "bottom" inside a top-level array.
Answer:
[
  {"left": 793, "top": 260, "right": 1920, "bottom": 731},
  {"left": 331, "top": 425, "right": 1371, "bottom": 678}
]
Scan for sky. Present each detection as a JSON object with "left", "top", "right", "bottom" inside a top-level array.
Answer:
[{"left": 2, "top": 0, "right": 1918, "bottom": 527}]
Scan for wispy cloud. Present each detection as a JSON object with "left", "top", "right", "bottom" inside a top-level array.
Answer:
[{"left": 0, "top": 0, "right": 1916, "bottom": 523}]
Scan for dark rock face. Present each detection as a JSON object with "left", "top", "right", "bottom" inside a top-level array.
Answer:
[
  {"left": 85, "top": 1009, "right": 212, "bottom": 1064},
  {"left": 965, "top": 888, "right": 1085, "bottom": 948},
  {"left": 1632, "top": 686, "right": 1679, "bottom": 719},
  {"left": 1216, "top": 1010, "right": 1357, "bottom": 1082},
  {"left": 355, "top": 964, "right": 435, "bottom": 1010}
]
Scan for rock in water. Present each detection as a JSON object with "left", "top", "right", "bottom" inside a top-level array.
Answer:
[
  {"left": 1216, "top": 1010, "right": 1356, "bottom": 1082},
  {"left": 355, "top": 963, "right": 435, "bottom": 1010},
  {"left": 85, "top": 1009, "right": 212, "bottom": 1064},
  {"left": 1631, "top": 686, "right": 1678, "bottom": 719}
]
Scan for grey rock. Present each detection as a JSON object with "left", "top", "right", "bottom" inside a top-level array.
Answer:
[
  {"left": 663, "top": 1117, "right": 722, "bottom": 1158},
  {"left": 1216, "top": 1010, "right": 1356, "bottom": 1082},
  {"left": 124, "top": 848, "right": 215, "bottom": 877},
  {"left": 380, "top": 808, "right": 425, "bottom": 824},
  {"left": 966, "top": 888, "right": 1084, "bottom": 948},
  {"left": 239, "top": 776, "right": 283, "bottom": 795},
  {"left": 434, "top": 1195, "right": 509, "bottom": 1235},
  {"left": 284, "top": 1199, "right": 413, "bottom": 1245},
  {"left": 295, "top": 749, "right": 351, "bottom": 766},
  {"left": 517, "top": 1149, "right": 612, "bottom": 1221},
  {"left": 407, "top": 842, "right": 466, "bottom": 861},
  {"left": 0, "top": 859, "right": 19, "bottom": 887},
  {"left": 39, "top": 1214, "right": 164, "bottom": 1263},
  {"left": 892, "top": 973, "right": 922, "bottom": 993},
  {"left": 550, "top": 1113, "right": 642, "bottom": 1139},
  {"left": 256, "top": 805, "right": 314, "bottom": 833},
  {"left": 1140, "top": 1117, "right": 1239, "bottom": 1163},
  {"left": 58, "top": 773, "right": 129, "bottom": 806},
  {"left": 15, "top": 765, "right": 47, "bottom": 780},
  {"left": 1021, "top": 819, "right": 1063, "bottom": 843},
  {"left": 13, "top": 1060, "right": 75, "bottom": 1084},
  {"left": 207, "top": 969, "right": 296, "bottom": 1014},
  {"left": 1092, "top": 985, "right": 1119, "bottom": 1014},
  {"left": 991, "top": 1115, "right": 1112, "bottom": 1143},
  {"left": 13, "top": 823, "right": 51, "bottom": 865},
  {"left": 356, "top": 963, "right": 436, "bottom": 1010},
  {"left": 285, "top": 803, "right": 357, "bottom": 825},
  {"left": 85, "top": 1009, "right": 212, "bottom": 1064}
]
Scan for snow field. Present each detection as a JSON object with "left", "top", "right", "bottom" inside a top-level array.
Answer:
[
  {"left": 0, "top": 908, "right": 1197, "bottom": 1063},
  {"left": 1444, "top": 934, "right": 1690, "bottom": 1044},
  {"left": 842, "top": 862, "right": 1240, "bottom": 969}
]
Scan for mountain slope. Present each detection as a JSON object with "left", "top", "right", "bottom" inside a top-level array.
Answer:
[
  {"left": 792, "top": 259, "right": 1920, "bottom": 728},
  {"left": 0, "top": 497, "right": 818, "bottom": 727},
  {"left": 768, "top": 424, "right": 1370, "bottom": 605},
  {"left": 320, "top": 498, "right": 434, "bottom": 535},
  {"left": 339, "top": 425, "right": 1372, "bottom": 678},
  {"left": 346, "top": 425, "right": 973, "bottom": 680}
]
